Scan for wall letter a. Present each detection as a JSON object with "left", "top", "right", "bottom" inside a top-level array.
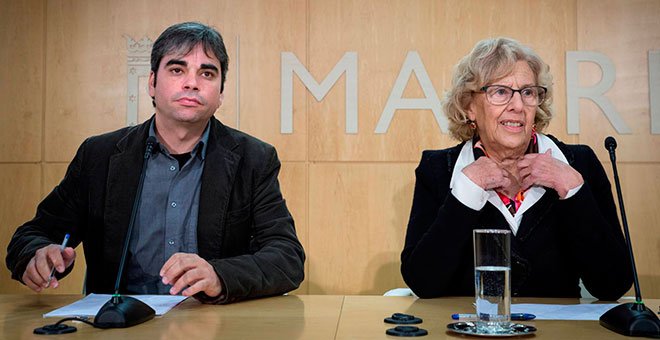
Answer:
[{"left": 375, "top": 51, "right": 446, "bottom": 134}]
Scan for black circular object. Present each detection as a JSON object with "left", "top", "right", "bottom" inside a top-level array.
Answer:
[
  {"left": 384, "top": 312, "right": 423, "bottom": 324},
  {"left": 386, "top": 325, "right": 428, "bottom": 337},
  {"left": 34, "top": 323, "right": 77, "bottom": 335}
]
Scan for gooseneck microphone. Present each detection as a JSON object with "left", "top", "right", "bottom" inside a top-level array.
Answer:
[
  {"left": 599, "top": 136, "right": 660, "bottom": 337},
  {"left": 604, "top": 136, "right": 642, "bottom": 301},
  {"left": 605, "top": 136, "right": 617, "bottom": 161},
  {"left": 94, "top": 136, "right": 158, "bottom": 328}
]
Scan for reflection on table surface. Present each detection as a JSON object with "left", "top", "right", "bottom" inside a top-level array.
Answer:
[{"left": 0, "top": 294, "right": 657, "bottom": 339}]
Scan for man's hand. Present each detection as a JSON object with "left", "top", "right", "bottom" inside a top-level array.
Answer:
[
  {"left": 160, "top": 253, "right": 223, "bottom": 298},
  {"left": 22, "top": 245, "right": 76, "bottom": 292}
]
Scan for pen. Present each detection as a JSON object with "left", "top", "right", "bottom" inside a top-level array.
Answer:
[
  {"left": 47, "top": 234, "right": 70, "bottom": 287},
  {"left": 451, "top": 313, "right": 536, "bottom": 321}
]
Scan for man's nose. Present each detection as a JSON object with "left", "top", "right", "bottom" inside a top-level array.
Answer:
[{"left": 183, "top": 74, "right": 199, "bottom": 91}]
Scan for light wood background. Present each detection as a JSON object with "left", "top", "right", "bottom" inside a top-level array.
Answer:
[{"left": 1, "top": 0, "right": 658, "bottom": 297}]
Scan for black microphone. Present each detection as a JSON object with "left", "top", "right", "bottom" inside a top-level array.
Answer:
[
  {"left": 605, "top": 136, "right": 617, "bottom": 161},
  {"left": 94, "top": 136, "right": 158, "bottom": 328},
  {"left": 599, "top": 136, "right": 660, "bottom": 337}
]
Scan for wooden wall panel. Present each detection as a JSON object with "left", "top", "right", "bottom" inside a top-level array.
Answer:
[
  {"left": 577, "top": 0, "right": 660, "bottom": 298},
  {"left": 1, "top": 0, "right": 657, "bottom": 298},
  {"left": 577, "top": 0, "right": 660, "bottom": 162},
  {"left": 308, "top": 163, "right": 415, "bottom": 294},
  {"left": 602, "top": 162, "right": 660, "bottom": 299},
  {"left": 0, "top": 165, "right": 42, "bottom": 294},
  {"left": 45, "top": 0, "right": 134, "bottom": 161},
  {"left": 0, "top": 0, "right": 43, "bottom": 162},
  {"left": 231, "top": 0, "right": 308, "bottom": 161},
  {"left": 42, "top": 163, "right": 67, "bottom": 196},
  {"left": 307, "top": 0, "right": 449, "bottom": 162},
  {"left": 279, "top": 162, "right": 309, "bottom": 294},
  {"left": 618, "top": 164, "right": 660, "bottom": 298},
  {"left": 306, "top": 0, "right": 576, "bottom": 162}
]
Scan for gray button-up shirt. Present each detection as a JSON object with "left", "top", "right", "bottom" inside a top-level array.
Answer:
[{"left": 125, "top": 120, "right": 210, "bottom": 294}]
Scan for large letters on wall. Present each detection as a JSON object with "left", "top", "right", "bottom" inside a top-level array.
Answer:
[{"left": 280, "top": 50, "right": 659, "bottom": 136}]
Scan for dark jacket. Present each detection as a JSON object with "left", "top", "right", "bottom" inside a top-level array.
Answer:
[
  {"left": 401, "top": 136, "right": 632, "bottom": 300},
  {"left": 6, "top": 116, "right": 305, "bottom": 304}
]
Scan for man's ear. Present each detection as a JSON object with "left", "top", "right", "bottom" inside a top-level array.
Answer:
[
  {"left": 148, "top": 71, "right": 156, "bottom": 97},
  {"left": 214, "top": 92, "right": 224, "bottom": 113}
]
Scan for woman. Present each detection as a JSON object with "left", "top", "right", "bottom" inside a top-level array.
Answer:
[{"left": 400, "top": 37, "right": 632, "bottom": 300}]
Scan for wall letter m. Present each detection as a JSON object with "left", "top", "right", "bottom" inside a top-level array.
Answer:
[{"left": 281, "top": 52, "right": 358, "bottom": 134}]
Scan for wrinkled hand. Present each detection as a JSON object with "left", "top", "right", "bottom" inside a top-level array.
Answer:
[
  {"left": 462, "top": 156, "right": 518, "bottom": 196},
  {"left": 518, "top": 149, "right": 584, "bottom": 198},
  {"left": 160, "top": 253, "right": 222, "bottom": 298},
  {"left": 22, "top": 244, "right": 76, "bottom": 292}
]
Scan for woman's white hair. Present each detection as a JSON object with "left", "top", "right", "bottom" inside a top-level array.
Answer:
[{"left": 443, "top": 37, "right": 553, "bottom": 141}]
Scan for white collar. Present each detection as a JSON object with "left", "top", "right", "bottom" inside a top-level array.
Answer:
[{"left": 450, "top": 133, "right": 569, "bottom": 235}]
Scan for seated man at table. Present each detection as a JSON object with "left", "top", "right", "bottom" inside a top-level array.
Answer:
[{"left": 5, "top": 22, "right": 305, "bottom": 304}]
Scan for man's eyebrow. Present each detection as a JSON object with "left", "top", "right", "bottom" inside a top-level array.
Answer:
[
  {"left": 200, "top": 63, "right": 219, "bottom": 72},
  {"left": 164, "top": 60, "right": 218, "bottom": 73},
  {"left": 165, "top": 59, "right": 187, "bottom": 67}
]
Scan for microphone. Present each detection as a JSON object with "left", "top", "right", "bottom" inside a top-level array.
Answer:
[
  {"left": 599, "top": 136, "right": 660, "bottom": 337},
  {"left": 605, "top": 136, "right": 617, "bottom": 161},
  {"left": 94, "top": 136, "right": 158, "bottom": 328}
]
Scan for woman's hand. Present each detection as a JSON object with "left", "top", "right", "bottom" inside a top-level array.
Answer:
[
  {"left": 518, "top": 149, "right": 584, "bottom": 198},
  {"left": 462, "top": 156, "right": 517, "bottom": 195}
]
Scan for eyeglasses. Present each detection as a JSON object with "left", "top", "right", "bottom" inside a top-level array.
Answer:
[{"left": 480, "top": 85, "right": 547, "bottom": 106}]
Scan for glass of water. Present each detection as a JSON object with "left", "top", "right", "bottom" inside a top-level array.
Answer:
[{"left": 473, "top": 229, "right": 511, "bottom": 334}]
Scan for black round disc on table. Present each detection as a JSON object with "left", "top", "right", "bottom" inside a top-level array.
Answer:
[
  {"left": 34, "top": 323, "right": 77, "bottom": 335},
  {"left": 384, "top": 312, "right": 423, "bottom": 324},
  {"left": 386, "top": 325, "right": 428, "bottom": 337}
]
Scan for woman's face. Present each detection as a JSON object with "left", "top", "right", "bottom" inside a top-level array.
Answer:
[{"left": 467, "top": 61, "right": 537, "bottom": 158}]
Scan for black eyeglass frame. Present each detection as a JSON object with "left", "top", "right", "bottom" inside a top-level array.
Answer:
[{"left": 479, "top": 85, "right": 548, "bottom": 106}]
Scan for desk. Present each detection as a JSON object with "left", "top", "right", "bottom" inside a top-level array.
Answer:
[
  {"left": 337, "top": 296, "right": 660, "bottom": 339},
  {"left": 0, "top": 295, "right": 657, "bottom": 339},
  {"left": 0, "top": 294, "right": 343, "bottom": 339}
]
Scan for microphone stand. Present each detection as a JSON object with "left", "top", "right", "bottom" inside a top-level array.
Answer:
[
  {"left": 94, "top": 137, "right": 157, "bottom": 328},
  {"left": 599, "top": 136, "right": 660, "bottom": 338}
]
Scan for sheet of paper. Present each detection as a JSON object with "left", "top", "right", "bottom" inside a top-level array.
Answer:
[
  {"left": 43, "top": 293, "right": 188, "bottom": 318},
  {"left": 511, "top": 303, "right": 619, "bottom": 320}
]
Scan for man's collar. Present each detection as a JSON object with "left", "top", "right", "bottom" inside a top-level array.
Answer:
[{"left": 149, "top": 119, "right": 211, "bottom": 159}]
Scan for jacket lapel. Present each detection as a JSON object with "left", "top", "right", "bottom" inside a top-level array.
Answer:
[
  {"left": 516, "top": 134, "right": 574, "bottom": 241},
  {"left": 103, "top": 119, "right": 151, "bottom": 272},
  {"left": 197, "top": 117, "right": 241, "bottom": 259}
]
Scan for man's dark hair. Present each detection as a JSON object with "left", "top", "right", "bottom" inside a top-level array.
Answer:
[{"left": 151, "top": 22, "right": 229, "bottom": 93}]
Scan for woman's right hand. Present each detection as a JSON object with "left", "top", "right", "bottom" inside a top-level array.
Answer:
[{"left": 462, "top": 157, "right": 516, "bottom": 195}]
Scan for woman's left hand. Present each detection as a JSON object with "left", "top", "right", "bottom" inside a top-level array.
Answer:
[{"left": 518, "top": 149, "right": 584, "bottom": 199}]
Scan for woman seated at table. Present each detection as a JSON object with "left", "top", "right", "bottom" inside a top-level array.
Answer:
[{"left": 400, "top": 37, "right": 632, "bottom": 300}]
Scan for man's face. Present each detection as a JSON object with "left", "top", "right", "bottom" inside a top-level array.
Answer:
[{"left": 149, "top": 44, "right": 224, "bottom": 127}]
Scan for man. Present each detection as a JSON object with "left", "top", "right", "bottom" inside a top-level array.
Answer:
[{"left": 6, "top": 22, "right": 305, "bottom": 304}]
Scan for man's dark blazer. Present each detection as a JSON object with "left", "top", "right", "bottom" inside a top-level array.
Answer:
[
  {"left": 6, "top": 116, "right": 305, "bottom": 304},
  {"left": 401, "top": 135, "right": 632, "bottom": 301}
]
